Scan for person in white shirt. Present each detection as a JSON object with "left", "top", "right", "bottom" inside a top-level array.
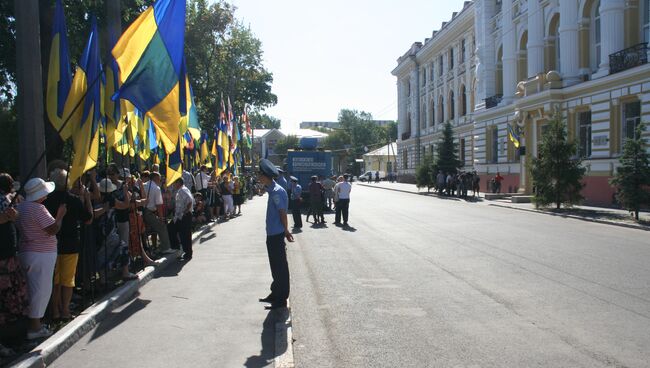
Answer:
[
  {"left": 168, "top": 178, "right": 195, "bottom": 261},
  {"left": 142, "top": 172, "right": 173, "bottom": 254},
  {"left": 194, "top": 165, "right": 210, "bottom": 193},
  {"left": 182, "top": 170, "right": 195, "bottom": 193},
  {"left": 334, "top": 174, "right": 352, "bottom": 226}
]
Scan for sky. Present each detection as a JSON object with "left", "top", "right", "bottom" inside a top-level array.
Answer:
[{"left": 225, "top": 0, "right": 470, "bottom": 130}]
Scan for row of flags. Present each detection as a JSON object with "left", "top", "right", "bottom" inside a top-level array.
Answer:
[{"left": 45, "top": 0, "right": 254, "bottom": 188}]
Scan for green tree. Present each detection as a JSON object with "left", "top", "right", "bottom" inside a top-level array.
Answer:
[
  {"left": 273, "top": 135, "right": 299, "bottom": 155},
  {"left": 382, "top": 121, "right": 398, "bottom": 143},
  {"left": 434, "top": 122, "right": 461, "bottom": 175},
  {"left": 610, "top": 123, "right": 650, "bottom": 220},
  {"left": 530, "top": 113, "right": 586, "bottom": 209},
  {"left": 248, "top": 111, "right": 281, "bottom": 129},
  {"left": 185, "top": 0, "right": 277, "bottom": 134},
  {"left": 415, "top": 154, "right": 435, "bottom": 192}
]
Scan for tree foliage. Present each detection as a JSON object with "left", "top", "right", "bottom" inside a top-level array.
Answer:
[
  {"left": 415, "top": 154, "right": 435, "bottom": 192},
  {"left": 610, "top": 123, "right": 650, "bottom": 220},
  {"left": 273, "top": 135, "right": 299, "bottom": 156},
  {"left": 434, "top": 122, "right": 461, "bottom": 176},
  {"left": 530, "top": 113, "right": 586, "bottom": 209},
  {"left": 186, "top": 0, "right": 277, "bottom": 135},
  {"left": 248, "top": 111, "right": 281, "bottom": 129}
]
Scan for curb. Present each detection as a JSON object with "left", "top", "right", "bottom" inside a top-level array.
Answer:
[
  {"left": 10, "top": 222, "right": 219, "bottom": 368},
  {"left": 488, "top": 203, "right": 650, "bottom": 232},
  {"left": 359, "top": 183, "right": 649, "bottom": 232}
]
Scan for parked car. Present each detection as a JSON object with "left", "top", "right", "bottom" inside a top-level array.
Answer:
[{"left": 359, "top": 171, "right": 386, "bottom": 182}]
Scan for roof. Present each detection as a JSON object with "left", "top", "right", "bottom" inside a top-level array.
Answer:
[
  {"left": 253, "top": 128, "right": 329, "bottom": 140},
  {"left": 364, "top": 143, "right": 397, "bottom": 157}
]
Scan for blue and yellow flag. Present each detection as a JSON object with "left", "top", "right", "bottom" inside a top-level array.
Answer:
[
  {"left": 104, "top": 25, "right": 122, "bottom": 148},
  {"left": 507, "top": 124, "right": 520, "bottom": 149},
  {"left": 166, "top": 137, "right": 183, "bottom": 185},
  {"left": 66, "top": 17, "right": 102, "bottom": 187},
  {"left": 112, "top": 0, "right": 186, "bottom": 155},
  {"left": 46, "top": 0, "right": 72, "bottom": 140},
  {"left": 178, "top": 58, "right": 201, "bottom": 141}
]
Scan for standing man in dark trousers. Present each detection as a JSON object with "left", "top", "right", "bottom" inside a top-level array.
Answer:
[
  {"left": 334, "top": 174, "right": 352, "bottom": 227},
  {"left": 257, "top": 159, "right": 294, "bottom": 310},
  {"left": 169, "top": 178, "right": 195, "bottom": 261},
  {"left": 289, "top": 176, "right": 302, "bottom": 229}
]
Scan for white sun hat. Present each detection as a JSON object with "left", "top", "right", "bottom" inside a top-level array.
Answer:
[
  {"left": 23, "top": 178, "right": 56, "bottom": 202},
  {"left": 98, "top": 178, "right": 117, "bottom": 193}
]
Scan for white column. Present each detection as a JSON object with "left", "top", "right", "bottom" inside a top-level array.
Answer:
[
  {"left": 559, "top": 0, "right": 581, "bottom": 85},
  {"left": 595, "top": 0, "right": 625, "bottom": 77},
  {"left": 527, "top": 0, "right": 544, "bottom": 77},
  {"left": 474, "top": 0, "right": 496, "bottom": 109},
  {"left": 501, "top": 0, "right": 517, "bottom": 104}
]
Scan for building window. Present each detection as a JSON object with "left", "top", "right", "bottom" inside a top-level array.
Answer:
[
  {"left": 487, "top": 127, "right": 499, "bottom": 163},
  {"left": 430, "top": 62, "right": 435, "bottom": 81},
  {"left": 623, "top": 101, "right": 641, "bottom": 142},
  {"left": 643, "top": 0, "right": 650, "bottom": 42},
  {"left": 459, "top": 138, "right": 466, "bottom": 166},
  {"left": 439, "top": 55, "right": 444, "bottom": 76},
  {"left": 460, "top": 85, "right": 467, "bottom": 117},
  {"left": 591, "top": 2, "right": 601, "bottom": 72},
  {"left": 429, "top": 101, "right": 435, "bottom": 127},
  {"left": 423, "top": 68, "right": 427, "bottom": 86},
  {"left": 449, "top": 91, "right": 455, "bottom": 120},
  {"left": 578, "top": 111, "right": 592, "bottom": 158},
  {"left": 460, "top": 39, "right": 466, "bottom": 63},
  {"left": 449, "top": 48, "right": 455, "bottom": 70},
  {"left": 402, "top": 149, "right": 408, "bottom": 169},
  {"left": 406, "top": 80, "right": 411, "bottom": 97},
  {"left": 438, "top": 95, "right": 444, "bottom": 124}
]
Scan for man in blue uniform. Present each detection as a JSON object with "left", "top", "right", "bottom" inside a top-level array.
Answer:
[
  {"left": 257, "top": 159, "right": 294, "bottom": 310},
  {"left": 289, "top": 176, "right": 303, "bottom": 229}
]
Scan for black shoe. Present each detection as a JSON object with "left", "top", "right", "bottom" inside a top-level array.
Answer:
[
  {"left": 258, "top": 295, "right": 274, "bottom": 303},
  {"left": 180, "top": 254, "right": 192, "bottom": 261}
]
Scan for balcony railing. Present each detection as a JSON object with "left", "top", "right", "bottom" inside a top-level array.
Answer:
[
  {"left": 484, "top": 94, "right": 503, "bottom": 109},
  {"left": 609, "top": 43, "right": 649, "bottom": 74},
  {"left": 401, "top": 131, "right": 411, "bottom": 140}
]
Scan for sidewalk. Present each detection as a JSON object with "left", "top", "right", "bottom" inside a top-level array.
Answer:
[
  {"left": 358, "top": 181, "right": 650, "bottom": 230},
  {"left": 10, "top": 196, "right": 293, "bottom": 368}
]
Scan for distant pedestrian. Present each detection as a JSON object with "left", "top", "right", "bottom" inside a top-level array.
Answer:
[
  {"left": 168, "top": 178, "right": 194, "bottom": 261},
  {"left": 334, "top": 174, "right": 352, "bottom": 227},
  {"left": 321, "top": 176, "right": 335, "bottom": 210},
  {"left": 257, "top": 159, "right": 293, "bottom": 310},
  {"left": 289, "top": 176, "right": 302, "bottom": 229},
  {"left": 375, "top": 171, "right": 380, "bottom": 183},
  {"left": 436, "top": 171, "right": 445, "bottom": 194},
  {"left": 308, "top": 176, "right": 324, "bottom": 224}
]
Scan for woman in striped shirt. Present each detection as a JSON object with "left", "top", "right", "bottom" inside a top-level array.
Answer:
[{"left": 15, "top": 177, "right": 67, "bottom": 340}]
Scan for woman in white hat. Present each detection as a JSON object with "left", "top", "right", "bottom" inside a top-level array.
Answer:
[{"left": 15, "top": 177, "right": 67, "bottom": 340}]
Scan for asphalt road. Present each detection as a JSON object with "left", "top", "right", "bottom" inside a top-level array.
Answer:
[{"left": 288, "top": 185, "right": 650, "bottom": 368}]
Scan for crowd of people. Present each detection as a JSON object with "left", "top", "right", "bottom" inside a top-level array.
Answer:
[
  {"left": 434, "top": 171, "right": 482, "bottom": 198},
  {"left": 0, "top": 163, "right": 258, "bottom": 356},
  {"left": 287, "top": 173, "right": 353, "bottom": 228}
]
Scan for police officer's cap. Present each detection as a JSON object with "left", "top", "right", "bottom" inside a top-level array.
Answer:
[
  {"left": 259, "top": 159, "right": 279, "bottom": 178},
  {"left": 290, "top": 176, "right": 298, "bottom": 182}
]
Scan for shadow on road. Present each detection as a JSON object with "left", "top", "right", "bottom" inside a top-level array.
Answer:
[
  {"left": 154, "top": 259, "right": 190, "bottom": 278},
  {"left": 243, "top": 310, "right": 285, "bottom": 368},
  {"left": 89, "top": 295, "right": 150, "bottom": 342}
]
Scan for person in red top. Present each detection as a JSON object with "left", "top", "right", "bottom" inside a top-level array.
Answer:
[
  {"left": 494, "top": 172, "right": 504, "bottom": 193},
  {"left": 15, "top": 177, "right": 66, "bottom": 340}
]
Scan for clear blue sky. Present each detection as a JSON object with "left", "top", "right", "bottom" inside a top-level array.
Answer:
[{"left": 225, "top": 0, "right": 469, "bottom": 129}]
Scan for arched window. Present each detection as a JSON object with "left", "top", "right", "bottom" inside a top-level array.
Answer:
[
  {"left": 438, "top": 95, "right": 444, "bottom": 124},
  {"left": 496, "top": 45, "right": 503, "bottom": 95},
  {"left": 449, "top": 91, "right": 455, "bottom": 120},
  {"left": 643, "top": 0, "right": 650, "bottom": 42},
  {"left": 460, "top": 85, "right": 467, "bottom": 117},
  {"left": 429, "top": 100, "right": 435, "bottom": 127},
  {"left": 591, "top": 1, "right": 601, "bottom": 71},
  {"left": 518, "top": 31, "right": 528, "bottom": 81},
  {"left": 547, "top": 14, "right": 561, "bottom": 72}
]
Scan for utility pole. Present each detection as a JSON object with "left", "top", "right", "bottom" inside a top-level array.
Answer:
[{"left": 16, "top": 0, "right": 47, "bottom": 180}]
